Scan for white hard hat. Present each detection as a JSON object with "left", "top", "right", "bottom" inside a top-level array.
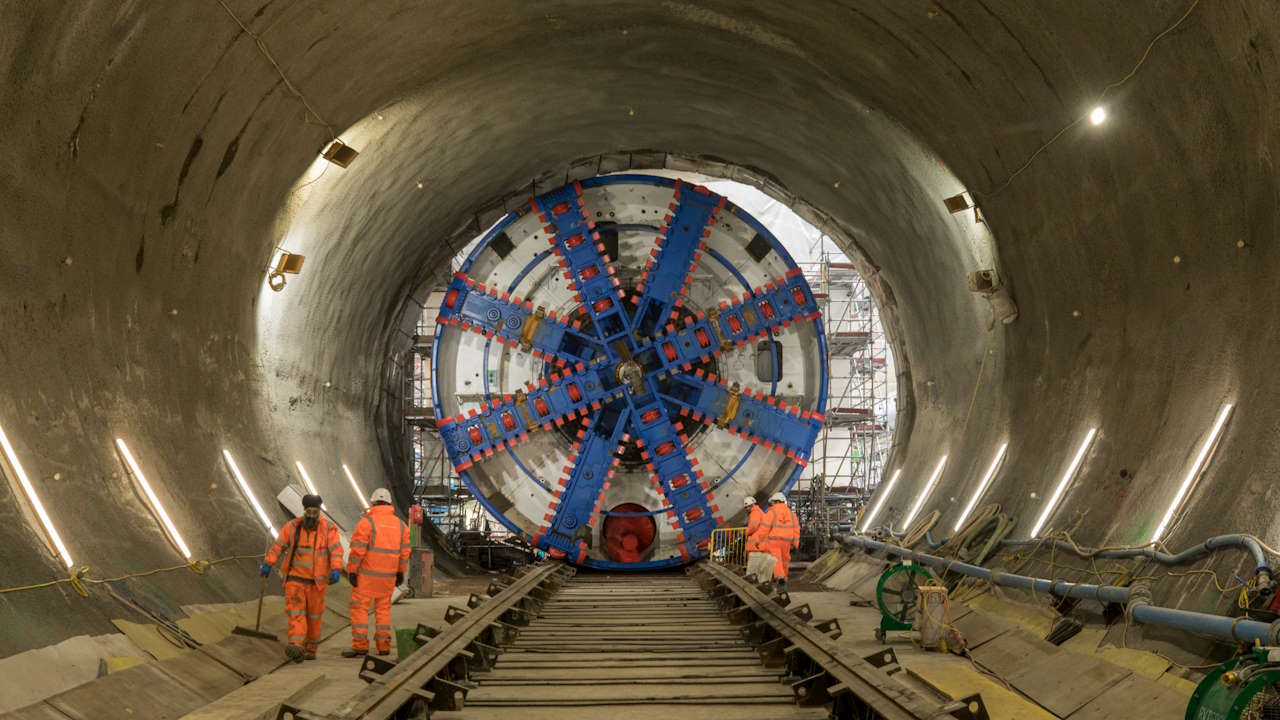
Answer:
[
  {"left": 770, "top": 492, "right": 787, "bottom": 504},
  {"left": 742, "top": 496, "right": 757, "bottom": 508},
  {"left": 370, "top": 488, "right": 393, "bottom": 505}
]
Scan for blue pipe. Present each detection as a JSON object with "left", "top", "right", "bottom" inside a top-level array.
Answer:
[
  {"left": 839, "top": 535, "right": 1280, "bottom": 646},
  {"left": 902, "top": 527, "right": 1272, "bottom": 589}
]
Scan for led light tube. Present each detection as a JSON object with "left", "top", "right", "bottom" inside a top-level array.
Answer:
[
  {"left": 222, "top": 450, "right": 276, "bottom": 536},
  {"left": 116, "top": 438, "right": 192, "bottom": 559},
  {"left": 860, "top": 469, "right": 901, "bottom": 533},
  {"left": 954, "top": 443, "right": 1008, "bottom": 531},
  {"left": 0, "top": 422, "right": 73, "bottom": 568},
  {"left": 294, "top": 460, "right": 323, "bottom": 506},
  {"left": 1151, "top": 404, "right": 1233, "bottom": 543},
  {"left": 1030, "top": 428, "right": 1097, "bottom": 539},
  {"left": 901, "top": 456, "right": 948, "bottom": 530},
  {"left": 342, "top": 463, "right": 370, "bottom": 510}
]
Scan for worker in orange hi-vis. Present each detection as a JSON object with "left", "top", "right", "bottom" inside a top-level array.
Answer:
[
  {"left": 261, "top": 494, "right": 343, "bottom": 662},
  {"left": 762, "top": 492, "right": 801, "bottom": 588},
  {"left": 342, "top": 488, "right": 411, "bottom": 657},
  {"left": 743, "top": 496, "right": 776, "bottom": 582}
]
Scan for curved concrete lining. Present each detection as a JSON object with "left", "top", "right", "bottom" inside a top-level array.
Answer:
[{"left": 0, "top": 1, "right": 1273, "bottom": 658}]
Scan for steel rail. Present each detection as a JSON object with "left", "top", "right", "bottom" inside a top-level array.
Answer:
[
  {"left": 693, "top": 562, "right": 984, "bottom": 720},
  {"left": 275, "top": 561, "right": 572, "bottom": 720}
]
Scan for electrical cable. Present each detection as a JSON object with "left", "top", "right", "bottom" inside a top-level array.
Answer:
[
  {"left": 978, "top": 0, "right": 1203, "bottom": 198},
  {"left": 211, "top": 0, "right": 338, "bottom": 141}
]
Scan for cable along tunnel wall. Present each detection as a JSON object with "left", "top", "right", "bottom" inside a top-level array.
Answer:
[{"left": 431, "top": 175, "right": 829, "bottom": 569}]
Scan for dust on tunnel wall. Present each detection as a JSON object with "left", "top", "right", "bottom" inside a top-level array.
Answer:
[{"left": 1, "top": 0, "right": 1277, "bottom": 659}]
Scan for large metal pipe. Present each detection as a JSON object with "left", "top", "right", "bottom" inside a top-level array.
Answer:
[
  {"left": 915, "top": 528, "right": 1273, "bottom": 590},
  {"left": 839, "top": 535, "right": 1280, "bottom": 646}
]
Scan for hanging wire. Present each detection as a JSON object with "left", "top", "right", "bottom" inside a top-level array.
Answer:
[
  {"left": 212, "top": 0, "right": 338, "bottom": 142},
  {"left": 978, "top": 0, "right": 1202, "bottom": 198}
]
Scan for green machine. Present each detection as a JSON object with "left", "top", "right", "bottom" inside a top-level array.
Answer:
[
  {"left": 874, "top": 561, "right": 935, "bottom": 643},
  {"left": 1186, "top": 647, "right": 1280, "bottom": 720}
]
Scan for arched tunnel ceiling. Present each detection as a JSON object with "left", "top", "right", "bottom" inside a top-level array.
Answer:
[{"left": 1, "top": 0, "right": 1277, "bottom": 659}]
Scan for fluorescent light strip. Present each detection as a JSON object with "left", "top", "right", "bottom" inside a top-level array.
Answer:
[
  {"left": 222, "top": 450, "right": 277, "bottom": 536},
  {"left": 1151, "top": 404, "right": 1233, "bottom": 544},
  {"left": 954, "top": 443, "right": 1009, "bottom": 531},
  {"left": 0, "top": 422, "right": 73, "bottom": 568},
  {"left": 115, "top": 438, "right": 192, "bottom": 559},
  {"left": 860, "top": 469, "right": 901, "bottom": 533},
  {"left": 1030, "top": 428, "right": 1098, "bottom": 539},
  {"left": 294, "top": 460, "right": 323, "bottom": 506},
  {"left": 901, "top": 456, "right": 948, "bottom": 530},
  {"left": 342, "top": 463, "right": 370, "bottom": 510}
]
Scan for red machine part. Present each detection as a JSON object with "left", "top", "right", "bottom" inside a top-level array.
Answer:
[{"left": 603, "top": 503, "right": 657, "bottom": 563}]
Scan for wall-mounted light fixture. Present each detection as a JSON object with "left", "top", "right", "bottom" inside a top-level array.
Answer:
[
  {"left": 342, "top": 463, "right": 370, "bottom": 510},
  {"left": 1151, "top": 404, "right": 1233, "bottom": 544},
  {"left": 1030, "top": 428, "right": 1098, "bottom": 539},
  {"left": 321, "top": 139, "right": 359, "bottom": 168},
  {"left": 115, "top": 438, "right": 191, "bottom": 559},
  {"left": 902, "top": 456, "right": 948, "bottom": 530},
  {"left": 222, "top": 450, "right": 277, "bottom": 536},
  {"left": 859, "top": 469, "right": 901, "bottom": 533},
  {"left": 267, "top": 251, "right": 306, "bottom": 292},
  {"left": 0, "top": 422, "right": 73, "bottom": 568},
  {"left": 954, "top": 443, "right": 1009, "bottom": 531}
]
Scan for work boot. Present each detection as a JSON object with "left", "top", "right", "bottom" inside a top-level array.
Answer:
[
  {"left": 303, "top": 651, "right": 316, "bottom": 661},
  {"left": 376, "top": 649, "right": 391, "bottom": 657},
  {"left": 285, "top": 645, "right": 304, "bottom": 663},
  {"left": 342, "top": 649, "right": 366, "bottom": 658}
]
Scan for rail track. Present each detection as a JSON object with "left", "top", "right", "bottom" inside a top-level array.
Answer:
[{"left": 275, "top": 561, "right": 986, "bottom": 720}]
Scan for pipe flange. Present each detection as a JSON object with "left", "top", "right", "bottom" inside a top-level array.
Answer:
[{"left": 1125, "top": 583, "right": 1153, "bottom": 621}]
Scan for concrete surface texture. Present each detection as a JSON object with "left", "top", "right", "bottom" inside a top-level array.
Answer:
[{"left": 0, "top": 0, "right": 1276, "bottom": 662}]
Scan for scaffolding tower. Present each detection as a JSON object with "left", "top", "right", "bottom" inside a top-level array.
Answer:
[{"left": 793, "top": 256, "right": 894, "bottom": 555}]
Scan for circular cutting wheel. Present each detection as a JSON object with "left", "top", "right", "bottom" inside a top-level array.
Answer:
[{"left": 432, "top": 175, "right": 828, "bottom": 569}]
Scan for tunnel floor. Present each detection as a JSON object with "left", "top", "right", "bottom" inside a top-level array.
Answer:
[{"left": 0, "top": 558, "right": 1197, "bottom": 719}]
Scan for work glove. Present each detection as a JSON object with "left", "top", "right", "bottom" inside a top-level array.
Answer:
[
  {"left": 329, "top": 569, "right": 341, "bottom": 584},
  {"left": 259, "top": 563, "right": 272, "bottom": 577},
  {"left": 348, "top": 572, "right": 358, "bottom": 587},
  {"left": 395, "top": 572, "right": 404, "bottom": 586}
]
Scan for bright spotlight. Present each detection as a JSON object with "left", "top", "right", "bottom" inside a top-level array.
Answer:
[{"left": 1089, "top": 106, "right": 1107, "bottom": 125}]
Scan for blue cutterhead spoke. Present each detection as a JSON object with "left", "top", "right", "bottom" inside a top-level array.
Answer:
[
  {"left": 535, "top": 406, "right": 630, "bottom": 563},
  {"left": 708, "top": 267, "right": 821, "bottom": 350},
  {"left": 437, "top": 271, "right": 601, "bottom": 366},
  {"left": 531, "top": 182, "right": 633, "bottom": 357},
  {"left": 631, "top": 180, "right": 725, "bottom": 338},
  {"left": 628, "top": 395, "right": 722, "bottom": 563},
  {"left": 631, "top": 267, "right": 822, "bottom": 374},
  {"left": 439, "top": 363, "right": 623, "bottom": 472},
  {"left": 665, "top": 370, "right": 824, "bottom": 467}
]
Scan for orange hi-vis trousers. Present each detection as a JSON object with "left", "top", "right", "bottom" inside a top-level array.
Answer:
[
  {"left": 349, "top": 584, "right": 393, "bottom": 653},
  {"left": 284, "top": 580, "right": 328, "bottom": 652}
]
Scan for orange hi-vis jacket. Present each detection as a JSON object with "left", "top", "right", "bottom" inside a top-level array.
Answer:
[
  {"left": 264, "top": 516, "right": 343, "bottom": 586},
  {"left": 345, "top": 505, "right": 411, "bottom": 591},
  {"left": 745, "top": 504, "right": 770, "bottom": 552},
  {"left": 762, "top": 502, "right": 800, "bottom": 549}
]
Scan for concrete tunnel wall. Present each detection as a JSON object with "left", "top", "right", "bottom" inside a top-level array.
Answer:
[{"left": 0, "top": 1, "right": 1277, "bottom": 659}]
